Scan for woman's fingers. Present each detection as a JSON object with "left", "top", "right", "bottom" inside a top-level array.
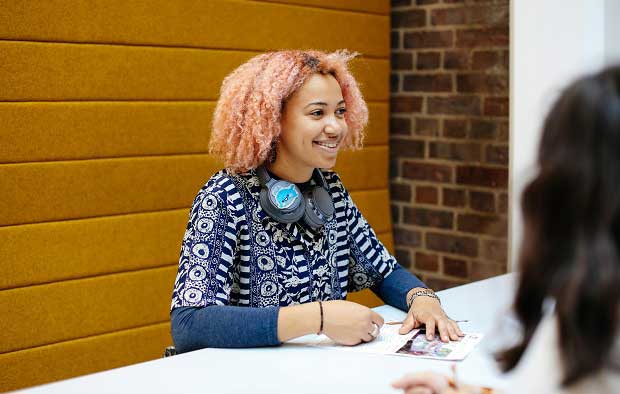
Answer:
[
  {"left": 424, "top": 318, "right": 436, "bottom": 340},
  {"left": 437, "top": 319, "right": 450, "bottom": 342},
  {"left": 399, "top": 313, "right": 416, "bottom": 334}
]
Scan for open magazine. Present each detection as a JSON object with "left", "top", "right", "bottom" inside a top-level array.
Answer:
[{"left": 295, "top": 323, "right": 483, "bottom": 361}]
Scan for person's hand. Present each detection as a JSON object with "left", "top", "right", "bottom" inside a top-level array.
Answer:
[
  {"left": 399, "top": 288, "right": 463, "bottom": 342},
  {"left": 321, "top": 300, "right": 384, "bottom": 346},
  {"left": 391, "top": 371, "right": 456, "bottom": 394}
]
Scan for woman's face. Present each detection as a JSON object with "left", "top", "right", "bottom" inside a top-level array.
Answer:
[{"left": 275, "top": 73, "right": 348, "bottom": 180}]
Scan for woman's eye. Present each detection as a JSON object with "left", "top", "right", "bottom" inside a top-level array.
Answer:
[
  {"left": 310, "top": 110, "right": 324, "bottom": 116},
  {"left": 336, "top": 108, "right": 347, "bottom": 116}
]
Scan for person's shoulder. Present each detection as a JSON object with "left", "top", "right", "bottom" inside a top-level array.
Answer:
[{"left": 194, "top": 169, "right": 245, "bottom": 207}]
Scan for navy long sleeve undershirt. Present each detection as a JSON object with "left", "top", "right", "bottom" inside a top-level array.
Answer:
[{"left": 171, "top": 265, "right": 425, "bottom": 352}]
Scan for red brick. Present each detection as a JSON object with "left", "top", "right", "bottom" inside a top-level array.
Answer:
[
  {"left": 443, "top": 188, "right": 466, "bottom": 207},
  {"left": 456, "top": 28, "right": 509, "bottom": 47},
  {"left": 457, "top": 213, "right": 507, "bottom": 236},
  {"left": 390, "top": 182, "right": 412, "bottom": 202},
  {"left": 417, "top": 52, "right": 441, "bottom": 70},
  {"left": 426, "top": 232, "right": 478, "bottom": 257},
  {"left": 486, "top": 145, "right": 509, "bottom": 165},
  {"left": 391, "top": 96, "right": 423, "bottom": 113},
  {"left": 416, "top": 185, "right": 439, "bottom": 204},
  {"left": 415, "top": 252, "right": 440, "bottom": 272},
  {"left": 481, "top": 239, "right": 507, "bottom": 262},
  {"left": 404, "top": 74, "right": 452, "bottom": 92},
  {"left": 431, "top": 7, "right": 466, "bottom": 25},
  {"left": 456, "top": 165, "right": 508, "bottom": 187},
  {"left": 393, "top": 10, "right": 427, "bottom": 28},
  {"left": 390, "top": 117, "right": 412, "bottom": 135},
  {"left": 404, "top": 31, "right": 453, "bottom": 49},
  {"left": 468, "top": 5, "right": 509, "bottom": 26},
  {"left": 443, "top": 119, "right": 468, "bottom": 138},
  {"left": 497, "top": 120, "right": 509, "bottom": 141},
  {"left": 392, "top": 52, "right": 413, "bottom": 70},
  {"left": 390, "top": 138, "right": 425, "bottom": 159},
  {"left": 391, "top": 73, "right": 399, "bottom": 93},
  {"left": 429, "top": 142, "right": 481, "bottom": 162},
  {"left": 457, "top": 73, "right": 508, "bottom": 94},
  {"left": 428, "top": 96, "right": 481, "bottom": 116},
  {"left": 424, "top": 277, "right": 465, "bottom": 291},
  {"left": 415, "top": 117, "right": 440, "bottom": 136},
  {"left": 484, "top": 97, "right": 509, "bottom": 116},
  {"left": 470, "top": 191, "right": 495, "bottom": 212},
  {"left": 444, "top": 257, "right": 469, "bottom": 278},
  {"left": 394, "top": 227, "right": 423, "bottom": 247},
  {"left": 498, "top": 193, "right": 508, "bottom": 214},
  {"left": 471, "top": 261, "right": 506, "bottom": 281},
  {"left": 472, "top": 51, "right": 501, "bottom": 70},
  {"left": 404, "top": 207, "right": 454, "bottom": 229},
  {"left": 402, "top": 161, "right": 453, "bottom": 183},
  {"left": 391, "top": 31, "right": 400, "bottom": 50},
  {"left": 470, "top": 120, "right": 496, "bottom": 139},
  {"left": 395, "top": 248, "right": 412, "bottom": 268},
  {"left": 444, "top": 50, "right": 469, "bottom": 70}
]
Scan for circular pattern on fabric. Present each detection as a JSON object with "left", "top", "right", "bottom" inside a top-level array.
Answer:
[
  {"left": 201, "top": 195, "right": 218, "bottom": 211},
  {"left": 196, "top": 218, "right": 214, "bottom": 233},
  {"left": 192, "top": 243, "right": 210, "bottom": 259},
  {"left": 328, "top": 230, "right": 338, "bottom": 245},
  {"left": 256, "top": 231, "right": 271, "bottom": 247},
  {"left": 260, "top": 280, "right": 277, "bottom": 297},
  {"left": 353, "top": 272, "right": 368, "bottom": 286},
  {"left": 183, "top": 288, "right": 203, "bottom": 303},
  {"left": 188, "top": 265, "right": 207, "bottom": 281},
  {"left": 257, "top": 255, "right": 275, "bottom": 271}
]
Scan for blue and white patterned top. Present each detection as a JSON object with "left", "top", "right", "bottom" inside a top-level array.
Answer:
[{"left": 171, "top": 169, "right": 398, "bottom": 311}]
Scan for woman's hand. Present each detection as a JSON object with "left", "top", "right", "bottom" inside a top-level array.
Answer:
[
  {"left": 322, "top": 300, "right": 384, "bottom": 346},
  {"left": 399, "top": 288, "right": 463, "bottom": 342},
  {"left": 391, "top": 371, "right": 456, "bottom": 394}
]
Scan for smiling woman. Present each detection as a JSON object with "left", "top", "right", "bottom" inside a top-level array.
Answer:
[{"left": 170, "top": 50, "right": 462, "bottom": 352}]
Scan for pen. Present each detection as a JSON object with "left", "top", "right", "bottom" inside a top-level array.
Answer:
[{"left": 385, "top": 319, "right": 469, "bottom": 325}]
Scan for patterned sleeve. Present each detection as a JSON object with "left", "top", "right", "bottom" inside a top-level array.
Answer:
[
  {"left": 171, "top": 175, "right": 239, "bottom": 310},
  {"left": 334, "top": 175, "right": 398, "bottom": 293}
]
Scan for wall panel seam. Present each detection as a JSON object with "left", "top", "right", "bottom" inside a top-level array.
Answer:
[
  {"left": 0, "top": 263, "right": 178, "bottom": 292},
  {"left": 0, "top": 39, "right": 389, "bottom": 60},
  {"left": 244, "top": 0, "right": 389, "bottom": 16},
  {"left": 0, "top": 321, "right": 171, "bottom": 357},
  {"left": 0, "top": 144, "right": 389, "bottom": 165}
]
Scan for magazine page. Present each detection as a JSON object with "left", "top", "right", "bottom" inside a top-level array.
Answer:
[
  {"left": 394, "top": 330, "right": 484, "bottom": 361},
  {"left": 295, "top": 324, "right": 483, "bottom": 361}
]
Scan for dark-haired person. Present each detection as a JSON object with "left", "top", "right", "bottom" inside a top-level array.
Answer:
[
  {"left": 169, "top": 50, "right": 463, "bottom": 352},
  {"left": 392, "top": 66, "right": 620, "bottom": 393}
]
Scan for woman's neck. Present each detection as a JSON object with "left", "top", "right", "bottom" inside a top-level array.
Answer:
[{"left": 267, "top": 157, "right": 313, "bottom": 183}]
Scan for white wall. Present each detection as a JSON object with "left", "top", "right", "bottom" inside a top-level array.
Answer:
[{"left": 509, "top": 0, "right": 619, "bottom": 269}]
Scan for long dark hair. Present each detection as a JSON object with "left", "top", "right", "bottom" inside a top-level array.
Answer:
[{"left": 498, "top": 66, "right": 620, "bottom": 385}]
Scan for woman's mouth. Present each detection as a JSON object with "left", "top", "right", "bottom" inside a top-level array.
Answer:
[{"left": 313, "top": 140, "right": 339, "bottom": 154}]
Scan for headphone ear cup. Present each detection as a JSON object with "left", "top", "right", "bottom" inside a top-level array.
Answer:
[
  {"left": 260, "top": 186, "right": 305, "bottom": 223},
  {"left": 303, "top": 187, "right": 335, "bottom": 230}
]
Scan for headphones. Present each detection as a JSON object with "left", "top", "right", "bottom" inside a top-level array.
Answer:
[{"left": 256, "top": 165, "right": 335, "bottom": 230}]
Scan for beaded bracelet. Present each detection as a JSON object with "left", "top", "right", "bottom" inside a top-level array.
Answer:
[
  {"left": 317, "top": 301, "right": 324, "bottom": 335},
  {"left": 407, "top": 289, "right": 441, "bottom": 309}
]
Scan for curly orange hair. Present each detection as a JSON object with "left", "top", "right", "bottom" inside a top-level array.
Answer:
[{"left": 209, "top": 50, "right": 369, "bottom": 173}]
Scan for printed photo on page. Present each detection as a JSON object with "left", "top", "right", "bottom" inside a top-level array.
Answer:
[{"left": 394, "top": 330, "right": 483, "bottom": 361}]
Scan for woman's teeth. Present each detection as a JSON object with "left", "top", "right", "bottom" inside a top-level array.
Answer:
[{"left": 314, "top": 141, "right": 337, "bottom": 148}]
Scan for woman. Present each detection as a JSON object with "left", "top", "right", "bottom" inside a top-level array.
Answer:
[
  {"left": 392, "top": 66, "right": 620, "bottom": 393},
  {"left": 170, "top": 50, "right": 463, "bottom": 352}
]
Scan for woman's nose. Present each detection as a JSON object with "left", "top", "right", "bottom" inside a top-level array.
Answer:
[{"left": 323, "top": 117, "right": 342, "bottom": 135}]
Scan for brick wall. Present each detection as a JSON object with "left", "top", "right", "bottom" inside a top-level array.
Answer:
[{"left": 390, "top": 0, "right": 509, "bottom": 290}]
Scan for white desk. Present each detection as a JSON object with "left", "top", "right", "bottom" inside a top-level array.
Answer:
[{"left": 21, "top": 274, "right": 516, "bottom": 394}]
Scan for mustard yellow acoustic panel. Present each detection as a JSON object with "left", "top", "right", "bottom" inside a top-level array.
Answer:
[{"left": 0, "top": 0, "right": 391, "bottom": 391}]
